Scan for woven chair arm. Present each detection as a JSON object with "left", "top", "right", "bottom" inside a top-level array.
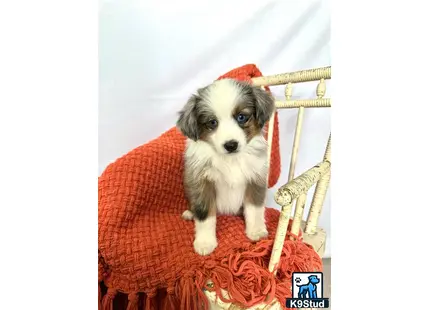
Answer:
[
  {"left": 251, "top": 66, "right": 331, "bottom": 86},
  {"left": 274, "top": 161, "right": 331, "bottom": 206},
  {"left": 275, "top": 98, "right": 331, "bottom": 109}
]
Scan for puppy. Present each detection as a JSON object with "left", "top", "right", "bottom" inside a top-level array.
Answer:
[{"left": 176, "top": 79, "right": 275, "bottom": 256}]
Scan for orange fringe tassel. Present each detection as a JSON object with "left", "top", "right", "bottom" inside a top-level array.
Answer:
[
  {"left": 98, "top": 282, "right": 102, "bottom": 310},
  {"left": 165, "top": 286, "right": 177, "bottom": 310},
  {"left": 101, "top": 288, "right": 117, "bottom": 310},
  {"left": 126, "top": 293, "right": 139, "bottom": 310},
  {"left": 144, "top": 290, "right": 157, "bottom": 310}
]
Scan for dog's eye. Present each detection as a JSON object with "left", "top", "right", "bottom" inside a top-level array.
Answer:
[
  {"left": 236, "top": 113, "right": 249, "bottom": 124},
  {"left": 207, "top": 119, "right": 218, "bottom": 129}
]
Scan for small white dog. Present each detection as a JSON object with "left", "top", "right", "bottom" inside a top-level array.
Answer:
[{"left": 176, "top": 79, "right": 275, "bottom": 256}]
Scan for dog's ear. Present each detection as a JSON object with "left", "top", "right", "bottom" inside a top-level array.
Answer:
[
  {"left": 252, "top": 86, "right": 275, "bottom": 128},
  {"left": 177, "top": 94, "right": 200, "bottom": 141}
]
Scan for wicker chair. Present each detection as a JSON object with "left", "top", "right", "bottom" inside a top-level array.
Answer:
[{"left": 205, "top": 66, "right": 332, "bottom": 310}]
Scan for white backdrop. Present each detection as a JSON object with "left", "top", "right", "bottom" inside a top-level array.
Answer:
[{"left": 99, "top": 0, "right": 331, "bottom": 257}]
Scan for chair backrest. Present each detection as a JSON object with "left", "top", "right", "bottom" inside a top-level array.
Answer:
[{"left": 250, "top": 67, "right": 331, "bottom": 272}]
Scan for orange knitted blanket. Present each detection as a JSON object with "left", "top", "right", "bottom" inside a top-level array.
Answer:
[{"left": 98, "top": 64, "right": 322, "bottom": 310}]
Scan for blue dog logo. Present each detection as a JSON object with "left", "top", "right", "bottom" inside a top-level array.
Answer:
[
  {"left": 297, "top": 275, "right": 320, "bottom": 299},
  {"left": 287, "top": 272, "right": 329, "bottom": 308}
]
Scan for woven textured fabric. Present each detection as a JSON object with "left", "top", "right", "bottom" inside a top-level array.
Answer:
[{"left": 98, "top": 65, "right": 321, "bottom": 310}]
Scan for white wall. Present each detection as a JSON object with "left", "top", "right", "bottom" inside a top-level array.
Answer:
[{"left": 99, "top": 0, "right": 331, "bottom": 257}]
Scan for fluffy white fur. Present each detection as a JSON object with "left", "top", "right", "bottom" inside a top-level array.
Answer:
[{"left": 185, "top": 137, "right": 268, "bottom": 255}]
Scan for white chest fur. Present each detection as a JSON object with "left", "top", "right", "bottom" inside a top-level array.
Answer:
[{"left": 185, "top": 137, "right": 268, "bottom": 215}]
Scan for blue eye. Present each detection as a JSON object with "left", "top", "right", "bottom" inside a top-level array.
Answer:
[{"left": 236, "top": 113, "right": 248, "bottom": 124}]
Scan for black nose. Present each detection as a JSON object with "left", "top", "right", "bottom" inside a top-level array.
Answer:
[{"left": 223, "top": 140, "right": 238, "bottom": 153}]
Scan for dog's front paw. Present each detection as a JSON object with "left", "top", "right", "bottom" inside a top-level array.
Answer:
[
  {"left": 246, "top": 226, "right": 268, "bottom": 242},
  {"left": 193, "top": 238, "right": 218, "bottom": 256},
  {"left": 181, "top": 210, "right": 194, "bottom": 220}
]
